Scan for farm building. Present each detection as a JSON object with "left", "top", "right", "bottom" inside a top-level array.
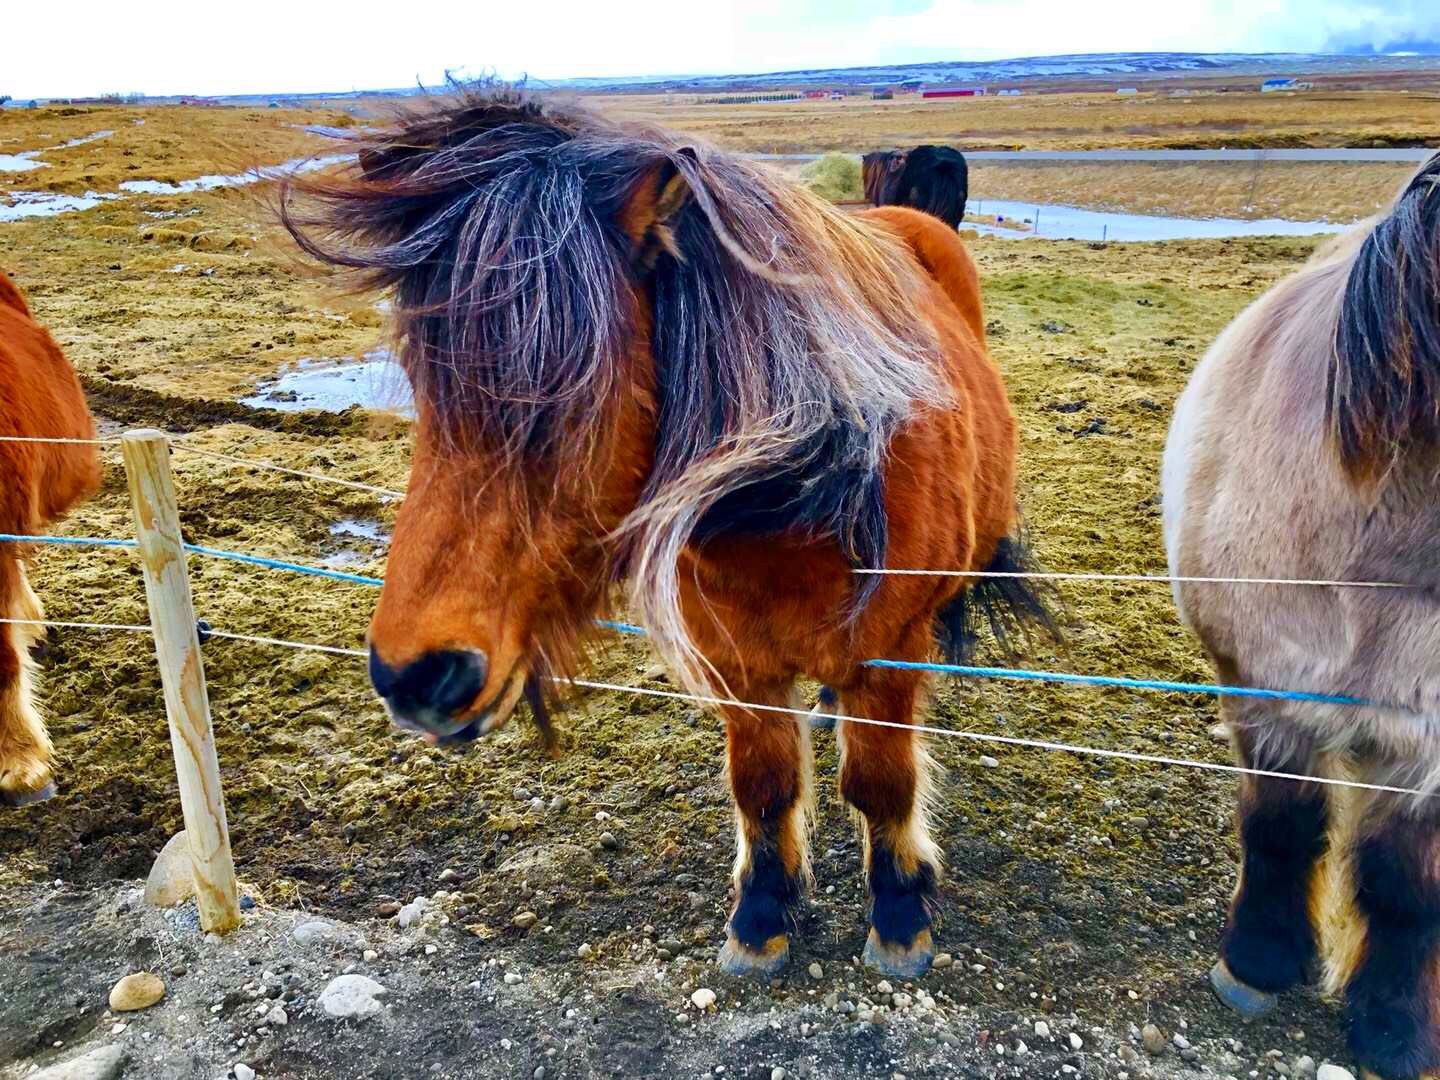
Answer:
[
  {"left": 871, "top": 88, "right": 893, "bottom": 100},
  {"left": 997, "top": 88, "right": 1022, "bottom": 96},
  {"left": 923, "top": 86, "right": 986, "bottom": 99}
]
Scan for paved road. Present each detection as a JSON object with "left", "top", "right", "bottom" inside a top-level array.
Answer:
[{"left": 753, "top": 148, "right": 1436, "bottom": 163}]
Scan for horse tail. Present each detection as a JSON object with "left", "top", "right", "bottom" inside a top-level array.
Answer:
[
  {"left": 1328, "top": 151, "right": 1440, "bottom": 476},
  {"left": 934, "top": 534, "right": 1060, "bottom": 665}
]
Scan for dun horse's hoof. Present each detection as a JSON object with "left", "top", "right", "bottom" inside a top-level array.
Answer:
[
  {"left": 862, "top": 928, "right": 933, "bottom": 979},
  {"left": 1209, "top": 960, "right": 1277, "bottom": 1021},
  {"left": 1, "top": 781, "right": 56, "bottom": 808},
  {"left": 718, "top": 934, "right": 790, "bottom": 977}
]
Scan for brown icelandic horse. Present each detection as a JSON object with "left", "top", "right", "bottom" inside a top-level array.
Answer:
[
  {"left": 0, "top": 271, "right": 100, "bottom": 806},
  {"left": 1164, "top": 153, "right": 1440, "bottom": 1079},
  {"left": 863, "top": 146, "right": 969, "bottom": 230},
  {"left": 283, "top": 89, "right": 1051, "bottom": 978}
]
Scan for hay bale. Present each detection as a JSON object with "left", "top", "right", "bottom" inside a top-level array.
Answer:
[{"left": 801, "top": 153, "right": 864, "bottom": 202}]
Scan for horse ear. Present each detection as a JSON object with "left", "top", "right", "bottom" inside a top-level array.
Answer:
[{"left": 621, "top": 152, "right": 695, "bottom": 269}]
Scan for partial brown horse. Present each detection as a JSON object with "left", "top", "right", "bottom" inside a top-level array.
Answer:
[
  {"left": 283, "top": 89, "right": 1051, "bottom": 978},
  {"left": 0, "top": 271, "right": 100, "bottom": 805},
  {"left": 1164, "top": 154, "right": 1440, "bottom": 1079}
]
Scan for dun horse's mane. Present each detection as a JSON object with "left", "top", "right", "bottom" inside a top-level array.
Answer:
[
  {"left": 281, "top": 86, "right": 947, "bottom": 693},
  {"left": 1328, "top": 152, "right": 1440, "bottom": 476}
]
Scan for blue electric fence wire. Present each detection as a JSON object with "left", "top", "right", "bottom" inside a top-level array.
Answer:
[{"left": 0, "top": 532, "right": 1390, "bottom": 709}]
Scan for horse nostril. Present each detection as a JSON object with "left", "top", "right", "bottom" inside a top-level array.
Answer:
[{"left": 369, "top": 647, "right": 488, "bottom": 719}]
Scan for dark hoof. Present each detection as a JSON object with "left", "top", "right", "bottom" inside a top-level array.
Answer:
[
  {"left": 2, "top": 782, "right": 56, "bottom": 808},
  {"left": 1210, "top": 960, "right": 1277, "bottom": 1021},
  {"left": 862, "top": 928, "right": 933, "bottom": 979},
  {"left": 718, "top": 934, "right": 789, "bottom": 977}
]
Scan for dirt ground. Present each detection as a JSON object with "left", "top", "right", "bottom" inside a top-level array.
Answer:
[{"left": 0, "top": 104, "right": 1380, "bottom": 1078}]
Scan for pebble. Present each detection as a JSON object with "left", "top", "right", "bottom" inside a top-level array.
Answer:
[
  {"left": 1034, "top": 1021, "right": 1051, "bottom": 1038},
  {"left": 690, "top": 988, "right": 717, "bottom": 1010},
  {"left": 807, "top": 962, "right": 824, "bottom": 981},
  {"left": 979, "top": 755, "right": 1000, "bottom": 768},
  {"left": 143, "top": 831, "right": 195, "bottom": 908},
  {"left": 1316, "top": 1067, "right": 1356, "bottom": 1080},
  {"left": 514, "top": 787, "right": 532, "bottom": 800},
  {"left": 234, "top": 1065, "right": 256, "bottom": 1080},
  {"left": 438, "top": 868, "right": 460, "bottom": 884},
  {"left": 28, "top": 1045, "right": 128, "bottom": 1080},
  {"left": 548, "top": 795, "right": 569, "bottom": 812},
  {"left": 932, "top": 953, "right": 953, "bottom": 969},
  {"left": 577, "top": 943, "right": 595, "bottom": 960},
  {"left": 377, "top": 900, "right": 401, "bottom": 917},
  {"left": 363, "top": 949, "right": 379, "bottom": 962},
  {"left": 599, "top": 832, "right": 619, "bottom": 851},
  {"left": 1141, "top": 1023, "right": 1167, "bottom": 1055},
  {"left": 772, "top": 1069, "right": 787, "bottom": 1080},
  {"left": 504, "top": 972, "right": 523, "bottom": 985},
  {"left": 397, "top": 899, "right": 428, "bottom": 930},
  {"left": 1069, "top": 1032, "right": 1084, "bottom": 1051},
  {"left": 317, "top": 974, "right": 388, "bottom": 1020},
  {"left": 293, "top": 919, "right": 347, "bottom": 947},
  {"left": 513, "top": 911, "right": 539, "bottom": 930},
  {"left": 875, "top": 980, "right": 893, "bottom": 995},
  {"left": 1293, "top": 1056, "right": 1317, "bottom": 1078},
  {"left": 263, "top": 1005, "right": 288, "bottom": 1027},
  {"left": 109, "top": 972, "right": 165, "bottom": 1012}
]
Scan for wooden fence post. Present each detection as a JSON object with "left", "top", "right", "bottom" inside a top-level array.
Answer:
[{"left": 122, "top": 428, "right": 239, "bottom": 934}]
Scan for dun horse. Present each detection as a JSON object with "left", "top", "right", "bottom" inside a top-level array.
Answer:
[
  {"left": 1164, "top": 154, "right": 1440, "bottom": 1079},
  {"left": 0, "top": 272, "right": 100, "bottom": 806},
  {"left": 862, "top": 146, "right": 969, "bottom": 230},
  {"left": 283, "top": 89, "right": 1051, "bottom": 978}
]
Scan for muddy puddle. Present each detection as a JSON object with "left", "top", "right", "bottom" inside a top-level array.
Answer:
[
  {"left": 323, "top": 517, "right": 391, "bottom": 567},
  {"left": 966, "top": 197, "right": 1347, "bottom": 242},
  {"left": 240, "top": 350, "right": 411, "bottom": 414}
]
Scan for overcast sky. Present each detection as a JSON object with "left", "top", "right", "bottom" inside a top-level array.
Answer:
[{"left": 8, "top": 0, "right": 1439, "bottom": 99}]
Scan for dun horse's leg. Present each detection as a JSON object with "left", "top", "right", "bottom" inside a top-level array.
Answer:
[
  {"left": 1211, "top": 720, "right": 1328, "bottom": 1019},
  {"left": 0, "top": 560, "right": 55, "bottom": 806},
  {"left": 717, "top": 684, "right": 812, "bottom": 977},
  {"left": 838, "top": 672, "right": 940, "bottom": 978},
  {"left": 1332, "top": 777, "right": 1440, "bottom": 1080}
]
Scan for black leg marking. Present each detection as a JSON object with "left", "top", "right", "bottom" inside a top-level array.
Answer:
[
  {"left": 1345, "top": 819, "right": 1440, "bottom": 1079},
  {"left": 729, "top": 839, "right": 802, "bottom": 952},
  {"left": 868, "top": 844, "right": 937, "bottom": 949},
  {"left": 1221, "top": 779, "right": 1328, "bottom": 994}
]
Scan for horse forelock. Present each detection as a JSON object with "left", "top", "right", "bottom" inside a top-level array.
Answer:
[{"left": 282, "top": 86, "right": 948, "bottom": 697}]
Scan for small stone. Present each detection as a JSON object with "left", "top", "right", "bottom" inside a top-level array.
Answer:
[
  {"left": 659, "top": 938, "right": 684, "bottom": 955},
  {"left": 363, "top": 949, "right": 378, "bottom": 962},
  {"left": 772, "top": 1069, "right": 787, "bottom": 1080},
  {"left": 504, "top": 971, "right": 523, "bottom": 985},
  {"left": 979, "top": 755, "right": 1000, "bottom": 768},
  {"left": 1034, "top": 1021, "right": 1051, "bottom": 1038},
  {"left": 1316, "top": 1067, "right": 1356, "bottom": 1080},
  {"left": 264, "top": 1005, "right": 288, "bottom": 1027},
  {"left": 424, "top": 944, "right": 438, "bottom": 956},
  {"left": 1142, "top": 1023, "right": 1167, "bottom": 1055},
  {"left": 931, "top": 952, "right": 953, "bottom": 968},
  {"left": 1118, "top": 1045, "right": 1139, "bottom": 1064},
  {"left": 513, "top": 911, "right": 539, "bottom": 930},
  {"left": 144, "top": 832, "right": 195, "bottom": 907},
  {"left": 318, "top": 974, "right": 388, "bottom": 1019},
  {"left": 1069, "top": 1032, "right": 1083, "bottom": 1050},
  {"left": 514, "top": 787, "right": 532, "bottom": 800},
  {"left": 1173, "top": 1033, "right": 1192, "bottom": 1051},
  {"left": 109, "top": 972, "right": 165, "bottom": 1012},
  {"left": 1293, "top": 1056, "right": 1317, "bottom": 1078},
  {"left": 293, "top": 919, "right": 347, "bottom": 947},
  {"left": 548, "top": 795, "right": 569, "bottom": 812},
  {"left": 234, "top": 1065, "right": 256, "bottom": 1080},
  {"left": 28, "top": 1045, "right": 128, "bottom": 1080},
  {"left": 875, "top": 980, "right": 893, "bottom": 995},
  {"left": 807, "top": 962, "right": 824, "bottom": 981},
  {"left": 529, "top": 797, "right": 545, "bottom": 812},
  {"left": 438, "top": 868, "right": 460, "bottom": 884},
  {"left": 377, "top": 901, "right": 401, "bottom": 917},
  {"left": 599, "top": 831, "right": 619, "bottom": 850},
  {"left": 691, "top": 988, "right": 717, "bottom": 1010},
  {"left": 397, "top": 899, "right": 427, "bottom": 929},
  {"left": 534, "top": 1069, "right": 547, "bottom": 1080},
  {"left": 577, "top": 943, "right": 594, "bottom": 960}
]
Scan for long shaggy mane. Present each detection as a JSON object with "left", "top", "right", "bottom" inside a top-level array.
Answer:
[{"left": 280, "top": 85, "right": 948, "bottom": 695}]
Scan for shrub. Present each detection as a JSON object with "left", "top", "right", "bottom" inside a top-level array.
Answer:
[{"left": 801, "top": 152, "right": 864, "bottom": 202}]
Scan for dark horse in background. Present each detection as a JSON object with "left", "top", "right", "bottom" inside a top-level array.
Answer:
[
  {"left": 283, "top": 89, "right": 1051, "bottom": 979},
  {"left": 863, "top": 145, "right": 969, "bottom": 230}
]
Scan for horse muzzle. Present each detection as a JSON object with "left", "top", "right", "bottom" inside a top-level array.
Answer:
[{"left": 368, "top": 646, "right": 525, "bottom": 746}]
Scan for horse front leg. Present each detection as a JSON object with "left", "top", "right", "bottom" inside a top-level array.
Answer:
[
  {"left": 0, "top": 559, "right": 55, "bottom": 806},
  {"left": 1328, "top": 772, "right": 1440, "bottom": 1080},
  {"left": 837, "top": 672, "right": 941, "bottom": 978},
  {"left": 717, "top": 683, "right": 812, "bottom": 977},
  {"left": 1210, "top": 718, "right": 1328, "bottom": 1019}
]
